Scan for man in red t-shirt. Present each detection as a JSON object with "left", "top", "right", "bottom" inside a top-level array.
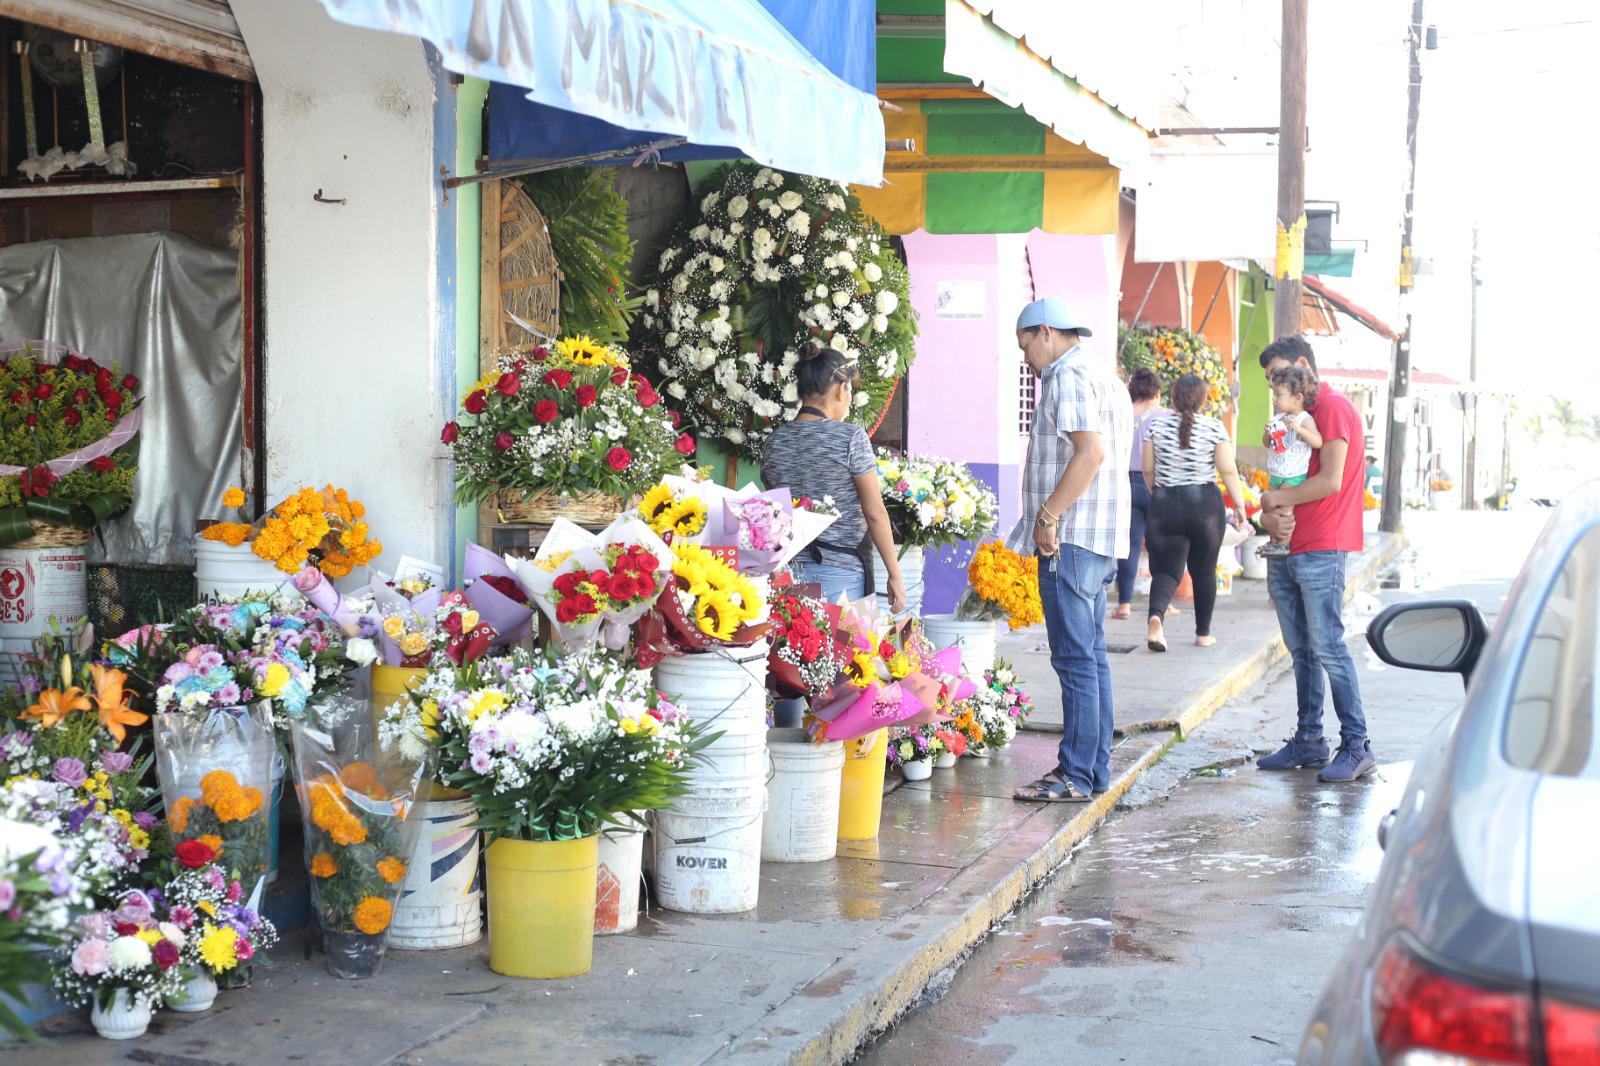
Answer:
[{"left": 1253, "top": 336, "right": 1374, "bottom": 783}]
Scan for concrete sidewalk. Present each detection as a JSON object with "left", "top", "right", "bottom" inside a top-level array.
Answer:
[{"left": 17, "top": 534, "right": 1403, "bottom": 1066}]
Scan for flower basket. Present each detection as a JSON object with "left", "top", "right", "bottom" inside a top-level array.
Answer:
[
  {"left": 491, "top": 488, "right": 623, "bottom": 527},
  {"left": 11, "top": 520, "right": 93, "bottom": 549}
]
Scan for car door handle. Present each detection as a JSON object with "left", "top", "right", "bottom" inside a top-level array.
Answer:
[{"left": 1377, "top": 810, "right": 1397, "bottom": 851}]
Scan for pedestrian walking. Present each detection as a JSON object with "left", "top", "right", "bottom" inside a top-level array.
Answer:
[
  {"left": 1141, "top": 374, "right": 1250, "bottom": 651},
  {"left": 1112, "top": 368, "right": 1164, "bottom": 619},
  {"left": 1007, "top": 299, "right": 1131, "bottom": 805},
  {"left": 1254, "top": 336, "right": 1376, "bottom": 782}
]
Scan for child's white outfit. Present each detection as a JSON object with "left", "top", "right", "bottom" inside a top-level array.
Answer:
[{"left": 1266, "top": 411, "right": 1314, "bottom": 486}]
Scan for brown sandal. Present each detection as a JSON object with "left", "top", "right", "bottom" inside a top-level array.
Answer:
[{"left": 1013, "top": 770, "right": 1093, "bottom": 803}]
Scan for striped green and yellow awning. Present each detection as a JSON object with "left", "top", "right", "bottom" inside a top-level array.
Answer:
[{"left": 852, "top": 98, "right": 1119, "bottom": 235}]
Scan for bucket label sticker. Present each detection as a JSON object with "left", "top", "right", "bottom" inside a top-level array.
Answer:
[
  {"left": 0, "top": 564, "right": 29, "bottom": 624},
  {"left": 674, "top": 855, "right": 729, "bottom": 870}
]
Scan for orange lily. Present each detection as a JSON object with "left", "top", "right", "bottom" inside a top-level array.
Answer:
[
  {"left": 89, "top": 664, "right": 148, "bottom": 744},
  {"left": 22, "top": 686, "right": 92, "bottom": 729}
]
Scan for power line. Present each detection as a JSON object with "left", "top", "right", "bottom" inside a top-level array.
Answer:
[{"left": 1436, "top": 17, "right": 1595, "bottom": 38}]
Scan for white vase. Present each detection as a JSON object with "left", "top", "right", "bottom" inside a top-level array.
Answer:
[
  {"left": 194, "top": 539, "right": 302, "bottom": 602},
  {"left": 91, "top": 988, "right": 151, "bottom": 1040},
  {"left": 1240, "top": 535, "right": 1271, "bottom": 580},
  {"left": 921, "top": 614, "right": 998, "bottom": 676},
  {"left": 168, "top": 969, "right": 217, "bottom": 1013},
  {"left": 933, "top": 752, "right": 959, "bottom": 769},
  {"left": 900, "top": 758, "right": 933, "bottom": 781}
]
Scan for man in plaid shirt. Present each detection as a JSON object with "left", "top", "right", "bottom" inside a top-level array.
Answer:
[{"left": 1008, "top": 299, "right": 1132, "bottom": 804}]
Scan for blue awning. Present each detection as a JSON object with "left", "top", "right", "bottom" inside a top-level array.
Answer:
[{"left": 316, "top": 0, "right": 884, "bottom": 186}]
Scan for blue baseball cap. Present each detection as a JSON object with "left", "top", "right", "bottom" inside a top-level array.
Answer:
[{"left": 1016, "top": 298, "right": 1093, "bottom": 337}]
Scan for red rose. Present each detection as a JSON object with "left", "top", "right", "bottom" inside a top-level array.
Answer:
[
  {"left": 534, "top": 400, "right": 559, "bottom": 424},
  {"left": 571, "top": 593, "right": 599, "bottom": 616},
  {"left": 114, "top": 922, "right": 140, "bottom": 938},
  {"left": 63, "top": 408, "right": 81, "bottom": 427},
  {"left": 479, "top": 574, "right": 529, "bottom": 605},
  {"left": 175, "top": 839, "right": 216, "bottom": 868},
  {"left": 552, "top": 572, "right": 584, "bottom": 596},
  {"left": 72, "top": 388, "right": 91, "bottom": 405},
  {"left": 879, "top": 640, "right": 895, "bottom": 660},
  {"left": 605, "top": 446, "right": 632, "bottom": 472},
  {"left": 31, "top": 382, "right": 52, "bottom": 401},
  {"left": 121, "top": 374, "right": 139, "bottom": 392},
  {"left": 88, "top": 455, "right": 117, "bottom": 474},
  {"left": 496, "top": 372, "right": 521, "bottom": 396},
  {"left": 441, "top": 421, "right": 460, "bottom": 443},
  {"left": 634, "top": 573, "right": 658, "bottom": 599},
  {"left": 607, "top": 572, "right": 640, "bottom": 601},
  {"left": 669, "top": 410, "right": 681, "bottom": 428},
  {"left": 102, "top": 390, "right": 122, "bottom": 410},
  {"left": 610, "top": 367, "right": 630, "bottom": 386},
  {"left": 575, "top": 384, "right": 598, "bottom": 408},
  {"left": 629, "top": 550, "right": 659, "bottom": 573},
  {"left": 542, "top": 369, "right": 572, "bottom": 390},
  {"left": 8, "top": 390, "right": 24, "bottom": 406},
  {"left": 531, "top": 346, "right": 550, "bottom": 362},
  {"left": 24, "top": 413, "right": 37, "bottom": 428},
  {"left": 555, "top": 599, "right": 580, "bottom": 624},
  {"left": 152, "top": 938, "right": 180, "bottom": 970},
  {"left": 674, "top": 433, "right": 696, "bottom": 456},
  {"left": 636, "top": 385, "right": 660, "bottom": 408},
  {"left": 95, "top": 369, "right": 113, "bottom": 390},
  {"left": 62, "top": 354, "right": 85, "bottom": 372},
  {"left": 464, "top": 390, "right": 487, "bottom": 415},
  {"left": 494, "top": 431, "right": 515, "bottom": 451}
]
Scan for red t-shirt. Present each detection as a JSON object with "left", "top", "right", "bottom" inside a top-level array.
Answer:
[{"left": 1291, "top": 382, "right": 1365, "bottom": 554}]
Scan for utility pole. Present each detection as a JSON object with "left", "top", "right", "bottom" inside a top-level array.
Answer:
[
  {"left": 1272, "top": 0, "right": 1309, "bottom": 337},
  {"left": 1380, "top": 0, "right": 1425, "bottom": 535},
  {"left": 1463, "top": 222, "right": 1481, "bottom": 509}
]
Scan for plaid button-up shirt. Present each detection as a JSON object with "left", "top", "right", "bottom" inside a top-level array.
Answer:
[{"left": 1006, "top": 347, "right": 1132, "bottom": 560}]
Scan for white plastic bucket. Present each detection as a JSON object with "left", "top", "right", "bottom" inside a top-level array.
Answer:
[
  {"left": 921, "top": 614, "right": 998, "bottom": 676},
  {"left": 901, "top": 758, "right": 933, "bottom": 781},
  {"left": 654, "top": 643, "right": 770, "bottom": 782},
  {"left": 194, "top": 540, "right": 301, "bottom": 602},
  {"left": 388, "top": 797, "right": 483, "bottom": 950},
  {"left": 934, "top": 752, "right": 959, "bottom": 769},
  {"left": 762, "top": 729, "right": 845, "bottom": 863},
  {"left": 595, "top": 822, "right": 645, "bottom": 935},
  {"left": 0, "top": 542, "right": 88, "bottom": 682},
  {"left": 653, "top": 782, "right": 767, "bottom": 914},
  {"left": 873, "top": 545, "right": 925, "bottom": 616},
  {"left": 1240, "top": 535, "right": 1271, "bottom": 580}
]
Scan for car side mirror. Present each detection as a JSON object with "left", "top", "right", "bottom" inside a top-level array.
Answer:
[{"left": 1366, "top": 600, "right": 1489, "bottom": 683}]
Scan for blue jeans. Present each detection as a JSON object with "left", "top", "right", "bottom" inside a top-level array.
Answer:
[
  {"left": 1267, "top": 551, "right": 1368, "bottom": 745},
  {"left": 1116, "top": 472, "right": 1150, "bottom": 605},
  {"left": 1038, "top": 545, "right": 1116, "bottom": 794},
  {"left": 789, "top": 559, "right": 866, "bottom": 602}
]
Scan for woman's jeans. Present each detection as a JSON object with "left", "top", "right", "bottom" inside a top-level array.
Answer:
[
  {"left": 1267, "top": 551, "right": 1368, "bottom": 745},
  {"left": 1038, "top": 545, "right": 1116, "bottom": 796},
  {"left": 773, "top": 559, "right": 866, "bottom": 727},
  {"left": 1145, "top": 483, "right": 1226, "bottom": 636},
  {"left": 1115, "top": 472, "right": 1151, "bottom": 605}
]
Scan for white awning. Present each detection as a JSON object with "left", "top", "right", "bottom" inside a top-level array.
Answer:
[
  {"left": 0, "top": 0, "right": 253, "bottom": 80},
  {"left": 1131, "top": 148, "right": 1278, "bottom": 264}
]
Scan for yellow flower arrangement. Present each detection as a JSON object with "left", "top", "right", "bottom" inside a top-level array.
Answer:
[
  {"left": 960, "top": 542, "right": 1043, "bottom": 630},
  {"left": 200, "top": 485, "right": 382, "bottom": 578},
  {"left": 553, "top": 334, "right": 625, "bottom": 368},
  {"left": 640, "top": 481, "right": 708, "bottom": 538},
  {"left": 670, "top": 543, "right": 763, "bottom": 639}
]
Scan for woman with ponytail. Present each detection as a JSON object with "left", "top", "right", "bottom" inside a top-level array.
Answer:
[{"left": 1140, "top": 374, "right": 1250, "bottom": 651}]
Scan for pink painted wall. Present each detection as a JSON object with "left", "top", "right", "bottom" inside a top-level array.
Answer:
[
  {"left": 1026, "top": 232, "right": 1121, "bottom": 375},
  {"left": 901, "top": 232, "right": 1003, "bottom": 464}
]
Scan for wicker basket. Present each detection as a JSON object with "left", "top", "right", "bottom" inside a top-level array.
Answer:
[
  {"left": 492, "top": 489, "right": 623, "bottom": 527},
  {"left": 14, "top": 521, "right": 94, "bottom": 549}
]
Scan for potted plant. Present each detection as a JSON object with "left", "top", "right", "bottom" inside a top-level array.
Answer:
[
  {"left": 391, "top": 649, "right": 707, "bottom": 977},
  {"left": 51, "top": 890, "right": 186, "bottom": 1039},
  {"left": 0, "top": 342, "right": 141, "bottom": 650},
  {"left": 157, "top": 844, "right": 278, "bottom": 1011},
  {"left": 873, "top": 451, "right": 999, "bottom": 614},
  {"left": 887, "top": 723, "right": 946, "bottom": 781},
  {"left": 441, "top": 337, "right": 687, "bottom": 527}
]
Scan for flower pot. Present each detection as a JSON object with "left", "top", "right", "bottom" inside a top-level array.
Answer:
[
  {"left": 90, "top": 988, "right": 151, "bottom": 1040},
  {"left": 168, "top": 969, "right": 218, "bottom": 1013},
  {"left": 762, "top": 729, "right": 844, "bottom": 863},
  {"left": 388, "top": 796, "right": 483, "bottom": 949},
  {"left": 921, "top": 615, "right": 998, "bottom": 676},
  {"left": 324, "top": 929, "right": 388, "bottom": 980},
  {"left": 900, "top": 758, "right": 933, "bottom": 782},
  {"left": 595, "top": 822, "right": 645, "bottom": 935},
  {"left": 872, "top": 545, "right": 925, "bottom": 616},
  {"left": 194, "top": 539, "right": 301, "bottom": 602},
  {"left": 1239, "top": 535, "right": 1271, "bottom": 580},
  {"left": 933, "top": 752, "right": 958, "bottom": 769},
  {"left": 0, "top": 531, "right": 90, "bottom": 686},
  {"left": 485, "top": 835, "right": 598, "bottom": 978},
  {"left": 837, "top": 729, "right": 888, "bottom": 841}
]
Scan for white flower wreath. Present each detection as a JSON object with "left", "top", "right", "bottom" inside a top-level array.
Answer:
[{"left": 635, "top": 163, "right": 918, "bottom": 460}]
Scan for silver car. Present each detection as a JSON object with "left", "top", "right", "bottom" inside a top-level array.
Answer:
[{"left": 1299, "top": 481, "right": 1600, "bottom": 1065}]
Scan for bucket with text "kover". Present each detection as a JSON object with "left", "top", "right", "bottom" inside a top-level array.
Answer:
[
  {"left": 653, "top": 781, "right": 767, "bottom": 914},
  {"left": 762, "top": 729, "right": 844, "bottom": 863}
]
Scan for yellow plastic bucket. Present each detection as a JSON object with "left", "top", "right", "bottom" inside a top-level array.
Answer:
[
  {"left": 485, "top": 835, "right": 598, "bottom": 978},
  {"left": 370, "top": 665, "right": 463, "bottom": 801},
  {"left": 837, "top": 728, "right": 888, "bottom": 841}
]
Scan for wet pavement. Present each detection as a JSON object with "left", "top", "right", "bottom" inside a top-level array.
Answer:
[{"left": 855, "top": 511, "right": 1542, "bottom": 1065}]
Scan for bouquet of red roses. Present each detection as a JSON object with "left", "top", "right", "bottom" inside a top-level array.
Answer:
[{"left": 767, "top": 586, "right": 850, "bottom": 699}]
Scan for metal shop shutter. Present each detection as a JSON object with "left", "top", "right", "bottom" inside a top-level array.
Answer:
[{"left": 0, "top": 0, "right": 253, "bottom": 80}]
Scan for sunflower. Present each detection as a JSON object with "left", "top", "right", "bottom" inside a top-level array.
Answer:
[
  {"left": 726, "top": 573, "right": 766, "bottom": 623},
  {"left": 667, "top": 497, "right": 708, "bottom": 537},
  {"left": 845, "top": 650, "right": 878, "bottom": 688},
  {"left": 554, "top": 334, "right": 620, "bottom": 367},
  {"left": 640, "top": 483, "right": 678, "bottom": 529},
  {"left": 694, "top": 592, "right": 742, "bottom": 641}
]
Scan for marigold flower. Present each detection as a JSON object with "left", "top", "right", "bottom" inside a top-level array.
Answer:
[
  {"left": 353, "top": 896, "right": 393, "bottom": 935},
  {"left": 200, "top": 770, "right": 240, "bottom": 803},
  {"left": 221, "top": 487, "right": 246, "bottom": 509},
  {"left": 376, "top": 857, "right": 407, "bottom": 884},
  {"left": 310, "top": 852, "right": 337, "bottom": 878},
  {"left": 168, "top": 796, "right": 197, "bottom": 834}
]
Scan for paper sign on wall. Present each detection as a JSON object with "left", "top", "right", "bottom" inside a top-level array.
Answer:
[{"left": 936, "top": 281, "right": 985, "bottom": 319}]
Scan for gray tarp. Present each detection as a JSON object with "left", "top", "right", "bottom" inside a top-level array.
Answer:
[{"left": 0, "top": 232, "right": 242, "bottom": 566}]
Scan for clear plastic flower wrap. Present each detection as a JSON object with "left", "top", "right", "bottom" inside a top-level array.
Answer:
[
  {"left": 289, "top": 695, "right": 434, "bottom": 979},
  {"left": 152, "top": 703, "right": 274, "bottom": 909}
]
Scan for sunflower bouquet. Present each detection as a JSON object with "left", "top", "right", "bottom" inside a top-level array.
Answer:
[
  {"left": 639, "top": 480, "right": 710, "bottom": 540},
  {"left": 200, "top": 484, "right": 383, "bottom": 579},
  {"left": 955, "top": 542, "right": 1043, "bottom": 630},
  {"left": 290, "top": 695, "right": 433, "bottom": 979}
]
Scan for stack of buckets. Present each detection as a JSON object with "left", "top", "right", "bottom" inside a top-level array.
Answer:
[{"left": 652, "top": 643, "right": 771, "bottom": 913}]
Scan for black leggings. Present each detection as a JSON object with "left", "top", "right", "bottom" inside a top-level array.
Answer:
[{"left": 1146, "top": 483, "right": 1226, "bottom": 636}]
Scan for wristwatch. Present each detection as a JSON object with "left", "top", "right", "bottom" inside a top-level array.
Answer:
[{"left": 1035, "top": 512, "right": 1054, "bottom": 529}]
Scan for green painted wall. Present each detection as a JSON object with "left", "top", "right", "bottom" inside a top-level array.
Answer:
[
  {"left": 1237, "top": 268, "right": 1275, "bottom": 447},
  {"left": 454, "top": 77, "right": 489, "bottom": 565}
]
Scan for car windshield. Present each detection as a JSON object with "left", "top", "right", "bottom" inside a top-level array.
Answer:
[{"left": 1504, "top": 524, "right": 1599, "bottom": 777}]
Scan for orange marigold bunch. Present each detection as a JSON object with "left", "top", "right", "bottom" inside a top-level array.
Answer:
[
  {"left": 964, "top": 542, "right": 1044, "bottom": 630},
  {"left": 200, "top": 484, "right": 382, "bottom": 577},
  {"left": 354, "top": 896, "right": 393, "bottom": 935},
  {"left": 199, "top": 769, "right": 264, "bottom": 823},
  {"left": 307, "top": 778, "right": 368, "bottom": 846}
]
